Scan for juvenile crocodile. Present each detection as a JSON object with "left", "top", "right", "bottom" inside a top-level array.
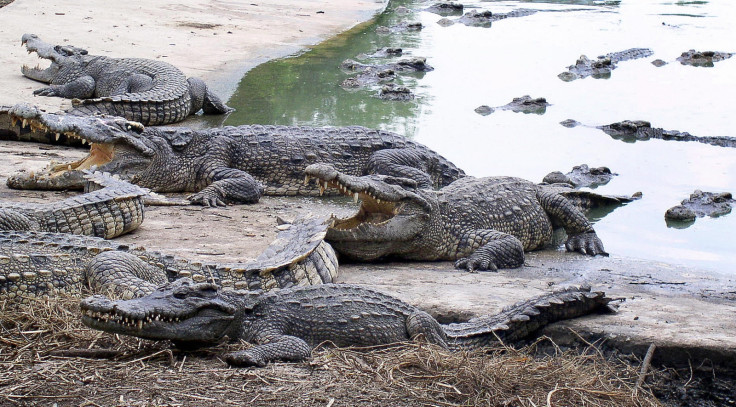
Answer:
[
  {"left": 305, "top": 164, "right": 634, "bottom": 271},
  {"left": 0, "top": 217, "right": 337, "bottom": 302},
  {"left": 19, "top": 34, "right": 231, "bottom": 125},
  {"left": 2, "top": 104, "right": 465, "bottom": 206},
  {"left": 474, "top": 95, "right": 550, "bottom": 116},
  {"left": 0, "top": 171, "right": 145, "bottom": 239},
  {"left": 558, "top": 48, "right": 654, "bottom": 81},
  {"left": 80, "top": 280, "right": 611, "bottom": 366}
]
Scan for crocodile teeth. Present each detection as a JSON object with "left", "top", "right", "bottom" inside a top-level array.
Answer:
[
  {"left": 354, "top": 192, "right": 359, "bottom": 203},
  {"left": 304, "top": 175, "right": 310, "bottom": 186},
  {"left": 22, "top": 119, "right": 28, "bottom": 128},
  {"left": 319, "top": 183, "right": 325, "bottom": 196},
  {"left": 136, "top": 319, "right": 143, "bottom": 330},
  {"left": 55, "top": 133, "right": 60, "bottom": 141}
]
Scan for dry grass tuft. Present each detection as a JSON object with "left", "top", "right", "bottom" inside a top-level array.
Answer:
[{"left": 1, "top": 295, "right": 662, "bottom": 406}]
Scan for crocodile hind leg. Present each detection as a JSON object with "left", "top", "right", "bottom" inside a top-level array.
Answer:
[
  {"left": 225, "top": 335, "right": 312, "bottom": 367},
  {"left": 454, "top": 230, "right": 525, "bottom": 272},
  {"left": 365, "top": 148, "right": 437, "bottom": 189},
  {"left": 85, "top": 251, "right": 168, "bottom": 299},
  {"left": 536, "top": 190, "right": 607, "bottom": 256},
  {"left": 407, "top": 310, "right": 449, "bottom": 348}
]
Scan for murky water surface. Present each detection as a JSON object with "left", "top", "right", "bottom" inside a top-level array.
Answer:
[{"left": 200, "top": 0, "right": 736, "bottom": 273}]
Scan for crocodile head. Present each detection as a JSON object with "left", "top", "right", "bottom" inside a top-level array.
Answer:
[
  {"left": 304, "top": 164, "right": 438, "bottom": 261},
  {"left": 4, "top": 104, "right": 156, "bottom": 190},
  {"left": 21, "top": 33, "right": 91, "bottom": 84},
  {"left": 81, "top": 278, "right": 252, "bottom": 344}
]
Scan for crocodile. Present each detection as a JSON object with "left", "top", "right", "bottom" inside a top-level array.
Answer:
[
  {"left": 558, "top": 48, "right": 654, "bottom": 81},
  {"left": 0, "top": 171, "right": 145, "bottom": 239},
  {"left": 542, "top": 164, "right": 616, "bottom": 189},
  {"left": 561, "top": 119, "right": 736, "bottom": 149},
  {"left": 2, "top": 104, "right": 465, "bottom": 206},
  {"left": 677, "top": 50, "right": 733, "bottom": 67},
  {"left": 665, "top": 190, "right": 734, "bottom": 224},
  {"left": 304, "top": 164, "right": 634, "bottom": 271},
  {"left": 19, "top": 34, "right": 232, "bottom": 126},
  {"left": 474, "top": 95, "right": 550, "bottom": 116},
  {"left": 0, "top": 216, "right": 337, "bottom": 302},
  {"left": 80, "top": 280, "right": 611, "bottom": 366}
]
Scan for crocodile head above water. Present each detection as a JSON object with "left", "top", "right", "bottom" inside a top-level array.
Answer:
[
  {"left": 81, "top": 278, "right": 253, "bottom": 344},
  {"left": 20, "top": 33, "right": 93, "bottom": 84},
  {"left": 304, "top": 163, "right": 440, "bottom": 261},
  {"left": 3, "top": 104, "right": 156, "bottom": 190}
]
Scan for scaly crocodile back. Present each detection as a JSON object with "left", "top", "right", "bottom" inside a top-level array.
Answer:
[{"left": 69, "top": 58, "right": 192, "bottom": 126}]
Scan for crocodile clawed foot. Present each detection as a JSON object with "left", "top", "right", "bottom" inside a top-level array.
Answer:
[
  {"left": 454, "top": 256, "right": 499, "bottom": 273},
  {"left": 33, "top": 86, "right": 61, "bottom": 97},
  {"left": 225, "top": 350, "right": 267, "bottom": 367},
  {"left": 187, "top": 191, "right": 227, "bottom": 207},
  {"left": 565, "top": 231, "right": 608, "bottom": 256}
]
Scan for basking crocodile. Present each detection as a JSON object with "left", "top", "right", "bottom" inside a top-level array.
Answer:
[
  {"left": 2, "top": 104, "right": 465, "bottom": 206},
  {"left": 558, "top": 48, "right": 654, "bottom": 81},
  {"left": 305, "top": 164, "right": 634, "bottom": 271},
  {"left": 0, "top": 217, "right": 337, "bottom": 302},
  {"left": 0, "top": 171, "right": 145, "bottom": 239},
  {"left": 20, "top": 34, "right": 231, "bottom": 125},
  {"left": 80, "top": 280, "right": 611, "bottom": 366}
]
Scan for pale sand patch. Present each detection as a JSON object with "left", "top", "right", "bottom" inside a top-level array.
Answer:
[{"left": 0, "top": 0, "right": 387, "bottom": 109}]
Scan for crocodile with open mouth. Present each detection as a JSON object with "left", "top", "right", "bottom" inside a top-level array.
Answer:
[
  {"left": 304, "top": 164, "right": 635, "bottom": 271},
  {"left": 1, "top": 104, "right": 465, "bottom": 206},
  {"left": 80, "top": 279, "right": 612, "bottom": 366},
  {"left": 19, "top": 34, "right": 231, "bottom": 125}
]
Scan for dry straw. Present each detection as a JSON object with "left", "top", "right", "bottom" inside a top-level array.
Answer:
[{"left": 0, "top": 295, "right": 661, "bottom": 406}]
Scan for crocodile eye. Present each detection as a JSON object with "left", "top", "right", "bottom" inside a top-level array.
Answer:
[{"left": 173, "top": 288, "right": 189, "bottom": 299}]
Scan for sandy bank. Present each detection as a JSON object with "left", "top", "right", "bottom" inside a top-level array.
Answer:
[{"left": 0, "top": 0, "right": 387, "bottom": 108}]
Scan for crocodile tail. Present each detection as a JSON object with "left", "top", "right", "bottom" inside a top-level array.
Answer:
[
  {"left": 443, "top": 286, "right": 612, "bottom": 350},
  {"left": 70, "top": 95, "right": 192, "bottom": 126}
]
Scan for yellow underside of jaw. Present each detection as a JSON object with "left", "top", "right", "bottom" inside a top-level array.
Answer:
[{"left": 50, "top": 143, "right": 114, "bottom": 177}]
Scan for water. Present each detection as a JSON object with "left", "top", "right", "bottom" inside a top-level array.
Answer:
[{"left": 200, "top": 0, "right": 736, "bottom": 273}]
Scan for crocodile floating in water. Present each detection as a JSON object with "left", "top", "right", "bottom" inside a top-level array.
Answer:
[
  {"left": 665, "top": 190, "right": 734, "bottom": 225},
  {"left": 543, "top": 164, "right": 616, "bottom": 189},
  {"left": 558, "top": 48, "right": 654, "bottom": 81},
  {"left": 561, "top": 119, "right": 736, "bottom": 148},
  {"left": 1, "top": 104, "right": 464, "bottom": 206},
  {"left": 305, "top": 164, "right": 634, "bottom": 271},
  {"left": 80, "top": 279, "right": 612, "bottom": 366},
  {"left": 676, "top": 50, "right": 733, "bottom": 67},
  {"left": 0, "top": 171, "right": 145, "bottom": 239},
  {"left": 19, "top": 34, "right": 231, "bottom": 125},
  {"left": 474, "top": 95, "right": 550, "bottom": 116},
  {"left": 0, "top": 217, "right": 337, "bottom": 302}
]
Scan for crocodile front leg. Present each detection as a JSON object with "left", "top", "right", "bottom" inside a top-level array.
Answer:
[
  {"left": 537, "top": 189, "right": 607, "bottom": 256},
  {"left": 453, "top": 229, "right": 525, "bottom": 272},
  {"left": 34, "top": 75, "right": 96, "bottom": 98},
  {"left": 225, "top": 335, "right": 312, "bottom": 367},
  {"left": 366, "top": 148, "right": 435, "bottom": 189},
  {"left": 187, "top": 168, "right": 263, "bottom": 206}
]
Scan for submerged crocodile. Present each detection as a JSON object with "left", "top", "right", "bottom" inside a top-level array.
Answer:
[
  {"left": 676, "top": 50, "right": 733, "bottom": 67},
  {"left": 0, "top": 171, "right": 145, "bottom": 239},
  {"left": 474, "top": 95, "right": 550, "bottom": 116},
  {"left": 0, "top": 217, "right": 337, "bottom": 302},
  {"left": 2, "top": 104, "right": 465, "bottom": 206},
  {"left": 81, "top": 279, "right": 612, "bottom": 366},
  {"left": 561, "top": 119, "right": 736, "bottom": 149},
  {"left": 305, "top": 164, "right": 634, "bottom": 271},
  {"left": 20, "top": 34, "right": 231, "bottom": 126},
  {"left": 558, "top": 48, "right": 654, "bottom": 81},
  {"left": 543, "top": 164, "right": 616, "bottom": 189}
]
